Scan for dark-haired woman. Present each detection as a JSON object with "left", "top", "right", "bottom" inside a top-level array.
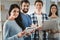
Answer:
[
  {"left": 3, "top": 4, "right": 27, "bottom": 40},
  {"left": 48, "top": 4, "right": 60, "bottom": 40}
]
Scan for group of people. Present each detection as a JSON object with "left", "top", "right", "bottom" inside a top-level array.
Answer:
[{"left": 3, "top": 0, "right": 60, "bottom": 40}]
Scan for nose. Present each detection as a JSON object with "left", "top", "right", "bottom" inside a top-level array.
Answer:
[{"left": 25, "top": 6, "right": 28, "bottom": 9}]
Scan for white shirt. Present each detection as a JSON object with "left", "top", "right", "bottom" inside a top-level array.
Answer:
[{"left": 36, "top": 14, "right": 42, "bottom": 27}]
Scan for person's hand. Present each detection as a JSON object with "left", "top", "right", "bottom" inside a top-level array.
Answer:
[
  {"left": 58, "top": 30, "right": 60, "bottom": 33},
  {"left": 46, "top": 29, "right": 56, "bottom": 34},
  {"left": 55, "top": 30, "right": 60, "bottom": 33},
  {"left": 30, "top": 24, "right": 37, "bottom": 32},
  {"left": 23, "top": 31, "right": 33, "bottom": 37},
  {"left": 22, "top": 29, "right": 34, "bottom": 37},
  {"left": 37, "top": 26, "right": 42, "bottom": 31},
  {"left": 31, "top": 24, "right": 37, "bottom": 28},
  {"left": 50, "top": 29, "right": 57, "bottom": 34},
  {"left": 8, "top": 15, "right": 17, "bottom": 20},
  {"left": 26, "top": 32, "right": 31, "bottom": 36},
  {"left": 25, "top": 29, "right": 35, "bottom": 36},
  {"left": 17, "top": 31, "right": 26, "bottom": 38},
  {"left": 31, "top": 24, "right": 43, "bottom": 31}
]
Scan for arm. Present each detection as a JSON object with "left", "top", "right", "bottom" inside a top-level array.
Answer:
[{"left": 3, "top": 22, "right": 24, "bottom": 40}]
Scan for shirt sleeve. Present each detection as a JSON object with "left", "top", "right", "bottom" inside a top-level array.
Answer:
[
  {"left": 30, "top": 14, "right": 34, "bottom": 24},
  {"left": 28, "top": 15, "right": 32, "bottom": 26},
  {"left": 3, "top": 22, "right": 19, "bottom": 40}
]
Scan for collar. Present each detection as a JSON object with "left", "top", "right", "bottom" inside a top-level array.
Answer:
[
  {"left": 21, "top": 10, "right": 27, "bottom": 15},
  {"left": 33, "top": 12, "right": 44, "bottom": 15}
]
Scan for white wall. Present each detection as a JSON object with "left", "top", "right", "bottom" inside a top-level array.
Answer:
[{"left": 0, "top": 0, "right": 2, "bottom": 40}]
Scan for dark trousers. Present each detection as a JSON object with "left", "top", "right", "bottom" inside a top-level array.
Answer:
[
  {"left": 43, "top": 31, "right": 46, "bottom": 40},
  {"left": 34, "top": 30, "right": 39, "bottom": 40},
  {"left": 24, "top": 36, "right": 31, "bottom": 40},
  {"left": 34, "top": 30, "right": 47, "bottom": 40}
]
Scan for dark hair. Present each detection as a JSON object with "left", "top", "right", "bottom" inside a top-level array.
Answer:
[
  {"left": 20, "top": 0, "right": 30, "bottom": 6},
  {"left": 34, "top": 0, "right": 43, "bottom": 6},
  {"left": 9, "top": 4, "right": 20, "bottom": 16},
  {"left": 49, "top": 4, "right": 58, "bottom": 17},
  {"left": 9, "top": 4, "right": 25, "bottom": 30}
]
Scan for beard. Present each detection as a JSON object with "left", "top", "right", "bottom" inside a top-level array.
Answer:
[{"left": 22, "top": 9, "right": 28, "bottom": 13}]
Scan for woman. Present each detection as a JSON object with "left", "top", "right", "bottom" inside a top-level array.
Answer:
[
  {"left": 48, "top": 4, "right": 60, "bottom": 40},
  {"left": 3, "top": 4, "right": 27, "bottom": 40}
]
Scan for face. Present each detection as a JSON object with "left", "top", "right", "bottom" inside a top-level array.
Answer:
[
  {"left": 10, "top": 8, "right": 19, "bottom": 19},
  {"left": 35, "top": 2, "right": 43, "bottom": 11},
  {"left": 21, "top": 2, "right": 30, "bottom": 13},
  {"left": 51, "top": 6, "right": 57, "bottom": 14}
]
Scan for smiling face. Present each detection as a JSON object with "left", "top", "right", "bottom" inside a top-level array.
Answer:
[
  {"left": 35, "top": 2, "right": 43, "bottom": 11},
  {"left": 10, "top": 8, "right": 19, "bottom": 19},
  {"left": 51, "top": 6, "right": 57, "bottom": 14},
  {"left": 21, "top": 2, "right": 30, "bottom": 13}
]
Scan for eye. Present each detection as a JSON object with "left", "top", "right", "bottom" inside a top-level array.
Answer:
[
  {"left": 17, "top": 11, "right": 19, "bottom": 13},
  {"left": 24, "top": 5, "right": 26, "bottom": 7},
  {"left": 13, "top": 10, "right": 16, "bottom": 12},
  {"left": 27, "top": 5, "right": 29, "bottom": 7}
]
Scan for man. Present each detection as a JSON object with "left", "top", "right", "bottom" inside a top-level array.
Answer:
[
  {"left": 30, "top": 0, "right": 48, "bottom": 40},
  {"left": 20, "top": 0, "right": 32, "bottom": 40}
]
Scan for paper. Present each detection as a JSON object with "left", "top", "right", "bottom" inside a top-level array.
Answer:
[
  {"left": 25, "top": 27, "right": 35, "bottom": 33},
  {"left": 42, "top": 20, "right": 59, "bottom": 30}
]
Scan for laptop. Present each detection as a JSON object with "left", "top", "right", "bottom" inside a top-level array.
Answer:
[{"left": 42, "top": 20, "right": 59, "bottom": 30}]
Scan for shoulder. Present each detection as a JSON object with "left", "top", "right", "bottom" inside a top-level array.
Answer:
[
  {"left": 26, "top": 14, "right": 32, "bottom": 19},
  {"left": 42, "top": 13, "right": 48, "bottom": 17},
  {"left": 4, "top": 20, "right": 15, "bottom": 24},
  {"left": 42, "top": 13, "right": 48, "bottom": 16},
  {"left": 3, "top": 20, "right": 11, "bottom": 30},
  {"left": 42, "top": 13, "right": 48, "bottom": 20},
  {"left": 4, "top": 20, "right": 10, "bottom": 26},
  {"left": 30, "top": 13, "right": 35, "bottom": 16},
  {"left": 30, "top": 13, "right": 35, "bottom": 18},
  {"left": 3, "top": 20, "right": 15, "bottom": 28}
]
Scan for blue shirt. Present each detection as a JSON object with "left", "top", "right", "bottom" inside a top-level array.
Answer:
[
  {"left": 3, "top": 20, "right": 24, "bottom": 40},
  {"left": 21, "top": 13, "right": 32, "bottom": 27},
  {"left": 21, "top": 13, "right": 32, "bottom": 40}
]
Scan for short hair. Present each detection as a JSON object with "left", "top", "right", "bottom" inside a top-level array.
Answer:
[
  {"left": 34, "top": 0, "right": 43, "bottom": 6},
  {"left": 20, "top": 0, "right": 30, "bottom": 6}
]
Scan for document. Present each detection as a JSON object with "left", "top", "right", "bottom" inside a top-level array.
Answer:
[
  {"left": 42, "top": 20, "right": 58, "bottom": 30},
  {"left": 25, "top": 27, "right": 35, "bottom": 33}
]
